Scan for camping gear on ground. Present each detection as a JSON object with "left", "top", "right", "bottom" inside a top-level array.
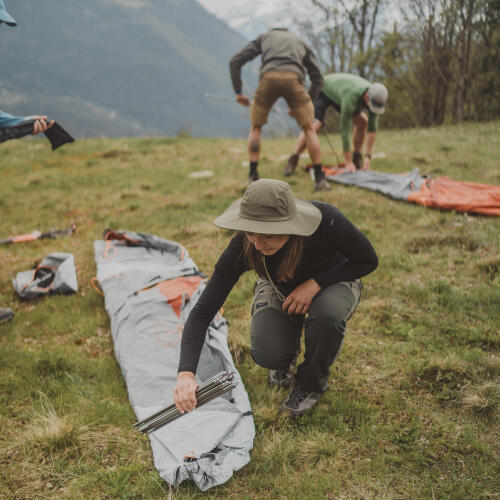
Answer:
[
  {"left": 93, "top": 229, "right": 254, "bottom": 491},
  {"left": 315, "top": 166, "right": 500, "bottom": 216},
  {"left": 0, "top": 224, "right": 76, "bottom": 244},
  {"left": 0, "top": 120, "right": 74, "bottom": 150},
  {"left": 0, "top": 308, "right": 14, "bottom": 323},
  {"left": 135, "top": 371, "right": 237, "bottom": 434},
  {"left": 13, "top": 253, "right": 78, "bottom": 299}
]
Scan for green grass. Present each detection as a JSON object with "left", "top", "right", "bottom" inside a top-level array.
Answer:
[{"left": 0, "top": 121, "right": 499, "bottom": 499}]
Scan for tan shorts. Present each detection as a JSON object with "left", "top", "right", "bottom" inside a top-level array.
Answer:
[{"left": 251, "top": 70, "right": 315, "bottom": 128}]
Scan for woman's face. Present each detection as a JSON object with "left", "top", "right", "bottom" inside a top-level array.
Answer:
[{"left": 246, "top": 232, "right": 290, "bottom": 256}]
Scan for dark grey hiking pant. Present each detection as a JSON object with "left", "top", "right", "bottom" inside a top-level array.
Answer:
[{"left": 250, "top": 278, "right": 362, "bottom": 393}]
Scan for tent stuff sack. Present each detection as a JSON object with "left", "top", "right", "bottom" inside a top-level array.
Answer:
[
  {"left": 0, "top": 120, "right": 74, "bottom": 150},
  {"left": 93, "top": 229, "right": 254, "bottom": 491},
  {"left": 13, "top": 252, "right": 78, "bottom": 299},
  {"left": 323, "top": 167, "right": 500, "bottom": 216}
]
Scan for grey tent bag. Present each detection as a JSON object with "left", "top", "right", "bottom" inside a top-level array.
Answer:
[{"left": 13, "top": 252, "right": 78, "bottom": 299}]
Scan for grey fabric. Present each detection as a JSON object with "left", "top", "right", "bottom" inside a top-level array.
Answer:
[
  {"left": 327, "top": 167, "right": 426, "bottom": 200},
  {"left": 13, "top": 252, "right": 78, "bottom": 299},
  {"left": 0, "top": 307, "right": 14, "bottom": 322},
  {"left": 94, "top": 230, "right": 254, "bottom": 491}
]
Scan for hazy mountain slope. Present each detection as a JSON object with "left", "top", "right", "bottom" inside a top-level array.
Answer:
[{"left": 0, "top": 0, "right": 255, "bottom": 137}]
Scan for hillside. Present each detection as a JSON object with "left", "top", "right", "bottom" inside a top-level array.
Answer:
[
  {"left": 0, "top": 0, "right": 256, "bottom": 137},
  {"left": 0, "top": 121, "right": 498, "bottom": 498}
]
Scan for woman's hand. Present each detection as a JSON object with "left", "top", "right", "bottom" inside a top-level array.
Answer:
[
  {"left": 29, "top": 115, "right": 54, "bottom": 135},
  {"left": 173, "top": 371, "right": 198, "bottom": 413},
  {"left": 282, "top": 279, "right": 321, "bottom": 315}
]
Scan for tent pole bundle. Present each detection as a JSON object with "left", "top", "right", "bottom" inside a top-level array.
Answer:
[{"left": 134, "top": 371, "right": 237, "bottom": 434}]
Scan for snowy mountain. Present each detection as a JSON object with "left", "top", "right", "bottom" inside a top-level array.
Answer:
[{"left": 197, "top": 0, "right": 297, "bottom": 41}]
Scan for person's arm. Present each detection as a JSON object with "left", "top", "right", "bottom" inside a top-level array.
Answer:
[
  {"left": 363, "top": 132, "right": 376, "bottom": 170},
  {"left": 313, "top": 205, "right": 378, "bottom": 287},
  {"left": 174, "top": 234, "right": 246, "bottom": 412},
  {"left": 229, "top": 36, "right": 262, "bottom": 97},
  {"left": 363, "top": 113, "right": 378, "bottom": 169},
  {"left": 0, "top": 109, "right": 26, "bottom": 127},
  {"left": 303, "top": 48, "right": 324, "bottom": 100},
  {"left": 339, "top": 96, "right": 358, "bottom": 171}
]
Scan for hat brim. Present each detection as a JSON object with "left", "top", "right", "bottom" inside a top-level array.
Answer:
[
  {"left": 368, "top": 102, "right": 385, "bottom": 115},
  {"left": 214, "top": 197, "right": 322, "bottom": 236},
  {"left": 0, "top": 9, "right": 16, "bottom": 26}
]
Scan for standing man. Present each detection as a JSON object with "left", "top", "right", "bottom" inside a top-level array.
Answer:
[
  {"left": 0, "top": 0, "right": 53, "bottom": 136},
  {"left": 230, "top": 27, "right": 330, "bottom": 191},
  {"left": 285, "top": 73, "right": 388, "bottom": 174}
]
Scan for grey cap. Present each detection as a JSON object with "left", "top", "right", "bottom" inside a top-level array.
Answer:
[
  {"left": 0, "top": 0, "right": 16, "bottom": 26},
  {"left": 214, "top": 179, "right": 322, "bottom": 236},
  {"left": 367, "top": 83, "right": 388, "bottom": 114}
]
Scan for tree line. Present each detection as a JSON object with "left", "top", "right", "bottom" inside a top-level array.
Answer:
[{"left": 296, "top": 0, "right": 500, "bottom": 129}]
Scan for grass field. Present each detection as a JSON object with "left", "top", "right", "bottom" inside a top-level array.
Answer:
[{"left": 0, "top": 120, "right": 499, "bottom": 499}]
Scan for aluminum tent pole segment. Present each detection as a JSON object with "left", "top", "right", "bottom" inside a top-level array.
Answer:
[
  {"left": 138, "top": 381, "right": 238, "bottom": 434},
  {"left": 141, "top": 382, "right": 235, "bottom": 433},
  {"left": 143, "top": 382, "right": 238, "bottom": 434},
  {"left": 320, "top": 127, "right": 342, "bottom": 165},
  {"left": 135, "top": 381, "right": 220, "bottom": 432},
  {"left": 134, "top": 372, "right": 229, "bottom": 429},
  {"left": 204, "top": 93, "right": 287, "bottom": 114},
  {"left": 134, "top": 372, "right": 236, "bottom": 432},
  {"left": 135, "top": 380, "right": 224, "bottom": 433}
]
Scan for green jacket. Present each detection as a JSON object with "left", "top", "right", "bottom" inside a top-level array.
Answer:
[{"left": 322, "top": 73, "right": 378, "bottom": 152}]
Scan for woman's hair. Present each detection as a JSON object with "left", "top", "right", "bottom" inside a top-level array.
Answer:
[{"left": 241, "top": 232, "right": 304, "bottom": 283}]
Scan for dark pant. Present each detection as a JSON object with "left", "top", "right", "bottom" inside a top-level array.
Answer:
[{"left": 250, "top": 278, "right": 362, "bottom": 392}]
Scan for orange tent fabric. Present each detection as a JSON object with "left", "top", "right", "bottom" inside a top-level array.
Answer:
[
  {"left": 156, "top": 276, "right": 204, "bottom": 318},
  {"left": 408, "top": 177, "right": 500, "bottom": 216}
]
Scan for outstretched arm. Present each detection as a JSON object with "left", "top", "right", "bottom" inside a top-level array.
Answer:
[{"left": 229, "top": 36, "right": 262, "bottom": 95}]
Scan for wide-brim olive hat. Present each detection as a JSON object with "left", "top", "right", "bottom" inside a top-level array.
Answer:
[{"left": 214, "top": 179, "right": 322, "bottom": 236}]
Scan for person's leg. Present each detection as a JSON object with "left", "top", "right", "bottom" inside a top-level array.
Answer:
[
  {"left": 353, "top": 112, "right": 368, "bottom": 169},
  {"left": 250, "top": 279, "right": 303, "bottom": 387},
  {"left": 280, "top": 279, "right": 362, "bottom": 417},
  {"left": 296, "top": 279, "right": 362, "bottom": 392},
  {"left": 249, "top": 74, "right": 280, "bottom": 182},
  {"left": 247, "top": 124, "right": 262, "bottom": 181}
]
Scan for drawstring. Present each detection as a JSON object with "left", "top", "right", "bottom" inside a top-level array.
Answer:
[{"left": 261, "top": 255, "right": 285, "bottom": 302}]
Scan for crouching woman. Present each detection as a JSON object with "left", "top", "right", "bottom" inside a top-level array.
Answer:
[{"left": 174, "top": 179, "right": 378, "bottom": 417}]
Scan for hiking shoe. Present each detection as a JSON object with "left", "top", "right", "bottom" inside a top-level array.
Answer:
[
  {"left": 0, "top": 308, "right": 14, "bottom": 324},
  {"left": 314, "top": 178, "right": 331, "bottom": 191},
  {"left": 247, "top": 171, "right": 259, "bottom": 185},
  {"left": 280, "top": 385, "right": 322, "bottom": 417},
  {"left": 268, "top": 368, "right": 294, "bottom": 389},
  {"left": 283, "top": 154, "right": 299, "bottom": 176},
  {"left": 353, "top": 152, "right": 363, "bottom": 170}
]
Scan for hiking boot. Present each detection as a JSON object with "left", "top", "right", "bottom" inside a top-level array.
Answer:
[
  {"left": 353, "top": 152, "right": 363, "bottom": 170},
  {"left": 283, "top": 154, "right": 299, "bottom": 176},
  {"left": 280, "top": 385, "right": 322, "bottom": 417},
  {"left": 247, "top": 171, "right": 259, "bottom": 185},
  {"left": 268, "top": 368, "right": 294, "bottom": 389},
  {"left": 314, "top": 178, "right": 331, "bottom": 191},
  {"left": 268, "top": 349, "right": 300, "bottom": 389},
  {"left": 0, "top": 308, "right": 14, "bottom": 324}
]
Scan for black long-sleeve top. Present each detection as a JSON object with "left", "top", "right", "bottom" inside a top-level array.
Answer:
[
  {"left": 229, "top": 28, "right": 324, "bottom": 101},
  {"left": 178, "top": 202, "right": 378, "bottom": 374}
]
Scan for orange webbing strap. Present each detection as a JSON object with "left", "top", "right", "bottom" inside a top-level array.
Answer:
[
  {"left": 12, "top": 230, "right": 42, "bottom": 243},
  {"left": 21, "top": 265, "right": 55, "bottom": 292},
  {"left": 155, "top": 322, "right": 184, "bottom": 350},
  {"left": 90, "top": 277, "right": 104, "bottom": 296}
]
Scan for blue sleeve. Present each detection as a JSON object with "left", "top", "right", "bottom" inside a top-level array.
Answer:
[{"left": 0, "top": 109, "right": 27, "bottom": 127}]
